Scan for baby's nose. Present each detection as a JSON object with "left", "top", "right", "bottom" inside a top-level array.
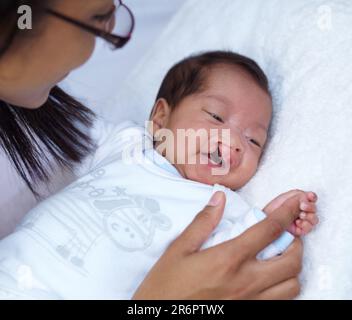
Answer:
[
  {"left": 229, "top": 131, "right": 245, "bottom": 154},
  {"left": 219, "top": 140, "right": 243, "bottom": 167}
]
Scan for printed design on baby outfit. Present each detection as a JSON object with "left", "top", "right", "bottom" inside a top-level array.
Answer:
[
  {"left": 92, "top": 187, "right": 172, "bottom": 252},
  {"left": 20, "top": 168, "right": 172, "bottom": 271}
]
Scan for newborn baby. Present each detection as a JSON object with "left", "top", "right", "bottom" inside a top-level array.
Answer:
[
  {"left": 149, "top": 51, "right": 317, "bottom": 237},
  {"left": 0, "top": 51, "right": 318, "bottom": 299}
]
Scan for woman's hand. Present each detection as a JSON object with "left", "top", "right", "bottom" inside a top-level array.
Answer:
[{"left": 133, "top": 192, "right": 303, "bottom": 300}]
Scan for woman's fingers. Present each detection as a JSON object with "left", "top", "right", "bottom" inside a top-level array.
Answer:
[
  {"left": 169, "top": 191, "right": 226, "bottom": 256},
  {"left": 227, "top": 195, "right": 302, "bottom": 260},
  {"left": 222, "top": 238, "right": 303, "bottom": 298},
  {"left": 134, "top": 193, "right": 303, "bottom": 300},
  {"left": 251, "top": 238, "right": 303, "bottom": 292},
  {"left": 254, "top": 278, "right": 301, "bottom": 300}
]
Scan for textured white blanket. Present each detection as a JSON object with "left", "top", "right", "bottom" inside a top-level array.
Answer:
[{"left": 103, "top": 0, "right": 352, "bottom": 299}]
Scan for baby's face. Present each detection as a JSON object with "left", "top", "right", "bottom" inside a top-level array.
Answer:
[{"left": 152, "top": 65, "right": 272, "bottom": 190}]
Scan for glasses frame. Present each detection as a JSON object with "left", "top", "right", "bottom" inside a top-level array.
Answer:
[{"left": 46, "top": 0, "right": 135, "bottom": 49}]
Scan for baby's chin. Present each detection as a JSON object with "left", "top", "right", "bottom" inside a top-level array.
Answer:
[{"left": 177, "top": 163, "right": 244, "bottom": 190}]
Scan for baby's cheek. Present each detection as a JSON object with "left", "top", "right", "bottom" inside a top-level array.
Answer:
[
  {"left": 242, "top": 156, "right": 259, "bottom": 180},
  {"left": 184, "top": 164, "right": 213, "bottom": 185}
]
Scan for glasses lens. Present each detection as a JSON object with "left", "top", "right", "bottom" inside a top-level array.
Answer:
[{"left": 114, "top": 0, "right": 134, "bottom": 37}]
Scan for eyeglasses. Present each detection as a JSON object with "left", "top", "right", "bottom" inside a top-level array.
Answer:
[{"left": 46, "top": 0, "right": 135, "bottom": 50}]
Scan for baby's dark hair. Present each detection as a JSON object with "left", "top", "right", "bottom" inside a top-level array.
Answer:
[{"left": 153, "top": 50, "right": 270, "bottom": 111}]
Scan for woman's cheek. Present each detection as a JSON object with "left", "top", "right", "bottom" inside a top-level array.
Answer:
[
  {"left": 71, "top": 34, "right": 96, "bottom": 70},
  {"left": 81, "top": 38, "right": 96, "bottom": 65}
]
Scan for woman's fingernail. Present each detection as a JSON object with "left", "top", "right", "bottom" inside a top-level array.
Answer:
[
  {"left": 299, "top": 212, "right": 307, "bottom": 219},
  {"left": 208, "top": 192, "right": 222, "bottom": 207}
]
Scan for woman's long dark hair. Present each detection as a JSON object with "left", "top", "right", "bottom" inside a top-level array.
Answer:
[{"left": 0, "top": 0, "right": 95, "bottom": 196}]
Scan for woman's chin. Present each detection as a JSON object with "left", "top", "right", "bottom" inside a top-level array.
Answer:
[{"left": 20, "top": 89, "right": 51, "bottom": 109}]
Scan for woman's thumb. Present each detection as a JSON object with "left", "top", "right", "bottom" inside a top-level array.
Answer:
[{"left": 170, "top": 191, "right": 226, "bottom": 255}]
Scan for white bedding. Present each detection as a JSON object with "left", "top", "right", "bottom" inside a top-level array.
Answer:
[{"left": 103, "top": 0, "right": 352, "bottom": 299}]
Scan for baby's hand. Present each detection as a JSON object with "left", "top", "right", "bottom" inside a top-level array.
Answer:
[
  {"left": 290, "top": 191, "right": 318, "bottom": 236},
  {"left": 263, "top": 189, "right": 319, "bottom": 236}
]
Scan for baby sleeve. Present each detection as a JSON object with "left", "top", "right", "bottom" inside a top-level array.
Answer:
[{"left": 203, "top": 202, "right": 295, "bottom": 260}]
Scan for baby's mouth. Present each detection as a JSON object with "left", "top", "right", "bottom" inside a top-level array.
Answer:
[{"left": 208, "top": 147, "right": 223, "bottom": 167}]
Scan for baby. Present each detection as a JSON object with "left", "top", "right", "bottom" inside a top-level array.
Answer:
[
  {"left": 0, "top": 51, "right": 318, "bottom": 300},
  {"left": 149, "top": 51, "right": 318, "bottom": 237}
]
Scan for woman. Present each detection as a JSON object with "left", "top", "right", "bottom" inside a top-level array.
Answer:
[{"left": 0, "top": 0, "right": 303, "bottom": 299}]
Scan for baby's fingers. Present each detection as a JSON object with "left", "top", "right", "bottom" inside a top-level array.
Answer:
[
  {"left": 299, "top": 212, "right": 319, "bottom": 226},
  {"left": 307, "top": 192, "right": 318, "bottom": 202},
  {"left": 295, "top": 219, "right": 313, "bottom": 236},
  {"left": 300, "top": 201, "right": 316, "bottom": 213}
]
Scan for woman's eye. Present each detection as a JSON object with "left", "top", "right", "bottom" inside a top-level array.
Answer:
[
  {"left": 206, "top": 111, "right": 224, "bottom": 123},
  {"left": 249, "top": 138, "right": 261, "bottom": 148}
]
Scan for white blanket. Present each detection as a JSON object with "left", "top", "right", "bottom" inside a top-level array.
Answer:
[{"left": 100, "top": 0, "right": 352, "bottom": 299}]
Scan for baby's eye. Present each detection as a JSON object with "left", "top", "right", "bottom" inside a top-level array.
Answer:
[
  {"left": 205, "top": 111, "right": 224, "bottom": 123},
  {"left": 249, "top": 138, "right": 262, "bottom": 148}
]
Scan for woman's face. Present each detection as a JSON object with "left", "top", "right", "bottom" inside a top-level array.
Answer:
[{"left": 0, "top": 0, "right": 115, "bottom": 108}]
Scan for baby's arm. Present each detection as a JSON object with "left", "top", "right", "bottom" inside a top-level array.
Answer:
[
  {"left": 203, "top": 189, "right": 318, "bottom": 260},
  {"left": 263, "top": 190, "right": 319, "bottom": 236}
]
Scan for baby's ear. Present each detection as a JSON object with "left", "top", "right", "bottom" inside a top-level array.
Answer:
[{"left": 150, "top": 98, "right": 172, "bottom": 132}]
